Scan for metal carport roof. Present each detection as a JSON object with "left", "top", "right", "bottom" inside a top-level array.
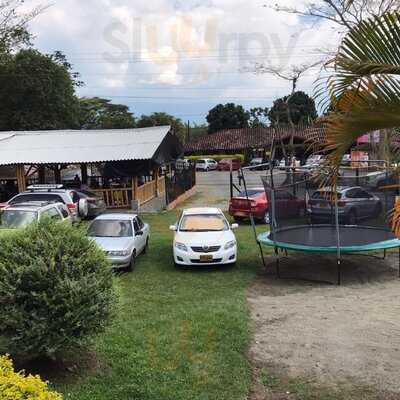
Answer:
[{"left": 0, "top": 126, "right": 178, "bottom": 165}]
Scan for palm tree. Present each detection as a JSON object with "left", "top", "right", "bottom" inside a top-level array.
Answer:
[{"left": 319, "top": 11, "right": 400, "bottom": 233}]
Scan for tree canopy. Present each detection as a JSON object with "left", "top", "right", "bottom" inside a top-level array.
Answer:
[
  {"left": 0, "top": 49, "right": 80, "bottom": 131},
  {"left": 136, "top": 112, "right": 186, "bottom": 141},
  {"left": 206, "top": 103, "right": 249, "bottom": 134},
  {"left": 268, "top": 91, "right": 318, "bottom": 127},
  {"left": 0, "top": 0, "right": 45, "bottom": 54},
  {"left": 248, "top": 107, "right": 269, "bottom": 128},
  {"left": 79, "top": 97, "right": 136, "bottom": 129}
]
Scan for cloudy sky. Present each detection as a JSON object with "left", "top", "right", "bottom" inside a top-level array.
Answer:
[{"left": 26, "top": 0, "right": 341, "bottom": 124}]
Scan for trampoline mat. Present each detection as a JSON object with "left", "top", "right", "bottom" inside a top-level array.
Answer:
[{"left": 269, "top": 225, "right": 397, "bottom": 249}]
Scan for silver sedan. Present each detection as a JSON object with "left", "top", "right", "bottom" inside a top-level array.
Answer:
[{"left": 88, "top": 213, "right": 150, "bottom": 271}]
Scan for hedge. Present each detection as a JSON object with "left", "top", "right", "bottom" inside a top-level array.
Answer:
[{"left": 185, "top": 154, "right": 245, "bottom": 162}]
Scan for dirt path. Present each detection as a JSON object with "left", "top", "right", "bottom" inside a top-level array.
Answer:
[{"left": 248, "top": 253, "right": 400, "bottom": 396}]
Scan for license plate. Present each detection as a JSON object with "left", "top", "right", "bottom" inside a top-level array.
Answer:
[
  {"left": 200, "top": 255, "right": 213, "bottom": 262},
  {"left": 319, "top": 202, "right": 328, "bottom": 208}
]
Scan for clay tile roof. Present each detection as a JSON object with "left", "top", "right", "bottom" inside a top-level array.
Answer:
[{"left": 184, "top": 125, "right": 327, "bottom": 153}]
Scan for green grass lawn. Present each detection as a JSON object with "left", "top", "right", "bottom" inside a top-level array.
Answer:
[{"left": 57, "top": 211, "right": 265, "bottom": 400}]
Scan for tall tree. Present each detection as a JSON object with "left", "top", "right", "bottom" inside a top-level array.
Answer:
[
  {"left": 0, "top": 49, "right": 80, "bottom": 130},
  {"left": 79, "top": 97, "right": 135, "bottom": 129},
  {"left": 269, "top": 91, "right": 318, "bottom": 127},
  {"left": 0, "top": 0, "right": 46, "bottom": 54},
  {"left": 271, "top": 0, "right": 400, "bottom": 31},
  {"left": 206, "top": 103, "right": 249, "bottom": 134},
  {"left": 136, "top": 112, "right": 186, "bottom": 142},
  {"left": 248, "top": 107, "right": 269, "bottom": 128}
]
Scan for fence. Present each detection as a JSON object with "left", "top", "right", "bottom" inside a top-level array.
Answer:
[
  {"left": 93, "top": 176, "right": 166, "bottom": 209},
  {"left": 166, "top": 166, "right": 196, "bottom": 204}
]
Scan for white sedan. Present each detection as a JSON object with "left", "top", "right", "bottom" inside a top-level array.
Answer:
[
  {"left": 88, "top": 213, "right": 150, "bottom": 271},
  {"left": 170, "top": 207, "right": 238, "bottom": 267}
]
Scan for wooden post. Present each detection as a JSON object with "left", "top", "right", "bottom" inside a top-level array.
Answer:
[
  {"left": 132, "top": 176, "right": 138, "bottom": 201},
  {"left": 54, "top": 165, "right": 61, "bottom": 184},
  {"left": 153, "top": 168, "right": 158, "bottom": 196},
  {"left": 16, "top": 165, "right": 26, "bottom": 193},
  {"left": 38, "top": 165, "right": 45, "bottom": 184},
  {"left": 81, "top": 163, "right": 88, "bottom": 185}
]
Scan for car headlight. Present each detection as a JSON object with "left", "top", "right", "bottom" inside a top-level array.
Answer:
[
  {"left": 224, "top": 240, "right": 236, "bottom": 250},
  {"left": 175, "top": 242, "right": 188, "bottom": 252},
  {"left": 108, "top": 250, "right": 129, "bottom": 257}
]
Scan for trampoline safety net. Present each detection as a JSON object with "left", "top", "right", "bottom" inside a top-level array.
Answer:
[{"left": 258, "top": 161, "right": 400, "bottom": 254}]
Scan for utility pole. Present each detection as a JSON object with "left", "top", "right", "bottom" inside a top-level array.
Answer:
[{"left": 186, "top": 120, "right": 190, "bottom": 143}]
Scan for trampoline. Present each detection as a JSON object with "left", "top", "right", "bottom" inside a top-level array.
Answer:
[
  {"left": 259, "top": 225, "right": 400, "bottom": 253},
  {"left": 240, "top": 160, "right": 400, "bottom": 285}
]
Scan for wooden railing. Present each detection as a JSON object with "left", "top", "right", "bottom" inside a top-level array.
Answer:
[
  {"left": 92, "top": 188, "right": 132, "bottom": 209},
  {"left": 158, "top": 176, "right": 166, "bottom": 194},
  {"left": 136, "top": 181, "right": 156, "bottom": 205},
  {"left": 91, "top": 176, "right": 166, "bottom": 209}
]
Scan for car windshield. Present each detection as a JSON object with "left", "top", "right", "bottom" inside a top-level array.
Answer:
[
  {"left": 1, "top": 210, "right": 37, "bottom": 228},
  {"left": 237, "top": 190, "right": 264, "bottom": 198},
  {"left": 88, "top": 220, "right": 133, "bottom": 237},
  {"left": 197, "top": 160, "right": 205, "bottom": 164},
  {"left": 179, "top": 214, "right": 229, "bottom": 232},
  {"left": 10, "top": 193, "right": 63, "bottom": 204}
]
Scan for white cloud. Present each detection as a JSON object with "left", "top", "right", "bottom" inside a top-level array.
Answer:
[{"left": 27, "top": 0, "right": 341, "bottom": 121}]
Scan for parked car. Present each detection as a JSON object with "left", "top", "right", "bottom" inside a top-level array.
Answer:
[
  {"left": 195, "top": 159, "right": 218, "bottom": 171},
  {"left": 1, "top": 185, "right": 88, "bottom": 222},
  {"left": 88, "top": 213, "right": 150, "bottom": 271},
  {"left": 308, "top": 186, "right": 382, "bottom": 224},
  {"left": 217, "top": 158, "right": 242, "bottom": 171},
  {"left": 175, "top": 159, "right": 191, "bottom": 170},
  {"left": 229, "top": 187, "right": 306, "bottom": 223},
  {"left": 75, "top": 189, "right": 106, "bottom": 218},
  {"left": 304, "top": 154, "right": 324, "bottom": 169},
  {"left": 249, "top": 158, "right": 268, "bottom": 170},
  {"left": 342, "top": 154, "right": 351, "bottom": 166},
  {"left": 170, "top": 207, "right": 238, "bottom": 267},
  {"left": 0, "top": 201, "right": 72, "bottom": 230}
]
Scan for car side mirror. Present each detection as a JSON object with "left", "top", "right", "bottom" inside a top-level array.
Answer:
[
  {"left": 135, "top": 230, "right": 143, "bottom": 236},
  {"left": 169, "top": 225, "right": 177, "bottom": 231},
  {"left": 231, "top": 223, "right": 239, "bottom": 230}
]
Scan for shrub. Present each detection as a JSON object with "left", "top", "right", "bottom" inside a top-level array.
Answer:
[
  {"left": 185, "top": 154, "right": 245, "bottom": 162},
  {"left": 0, "top": 354, "right": 62, "bottom": 400},
  {"left": 0, "top": 219, "right": 115, "bottom": 359}
]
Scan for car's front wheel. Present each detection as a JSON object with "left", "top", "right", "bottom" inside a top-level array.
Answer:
[
  {"left": 142, "top": 238, "right": 149, "bottom": 254},
  {"left": 127, "top": 251, "right": 136, "bottom": 272}
]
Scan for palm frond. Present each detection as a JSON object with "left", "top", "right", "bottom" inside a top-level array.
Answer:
[
  {"left": 319, "top": 12, "right": 400, "bottom": 167},
  {"left": 330, "top": 12, "right": 400, "bottom": 100}
]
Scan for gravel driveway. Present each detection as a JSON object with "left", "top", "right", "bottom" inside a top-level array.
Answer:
[
  {"left": 248, "top": 252, "right": 400, "bottom": 395},
  {"left": 187, "top": 170, "right": 267, "bottom": 210}
]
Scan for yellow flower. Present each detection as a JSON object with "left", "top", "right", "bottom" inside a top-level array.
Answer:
[{"left": 0, "top": 355, "right": 62, "bottom": 400}]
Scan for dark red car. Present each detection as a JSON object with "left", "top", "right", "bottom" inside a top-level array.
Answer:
[
  {"left": 228, "top": 187, "right": 306, "bottom": 223},
  {"left": 217, "top": 158, "right": 242, "bottom": 171}
]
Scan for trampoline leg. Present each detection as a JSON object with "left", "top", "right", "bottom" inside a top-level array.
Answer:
[
  {"left": 276, "top": 258, "right": 281, "bottom": 278},
  {"left": 337, "top": 259, "right": 341, "bottom": 286},
  {"left": 384, "top": 249, "right": 387, "bottom": 260}
]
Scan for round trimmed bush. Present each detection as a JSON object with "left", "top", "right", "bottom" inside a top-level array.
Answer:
[
  {"left": 0, "top": 354, "right": 62, "bottom": 399},
  {"left": 0, "top": 219, "right": 115, "bottom": 359}
]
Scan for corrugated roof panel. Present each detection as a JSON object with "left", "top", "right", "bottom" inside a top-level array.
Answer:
[{"left": 0, "top": 126, "right": 171, "bottom": 165}]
